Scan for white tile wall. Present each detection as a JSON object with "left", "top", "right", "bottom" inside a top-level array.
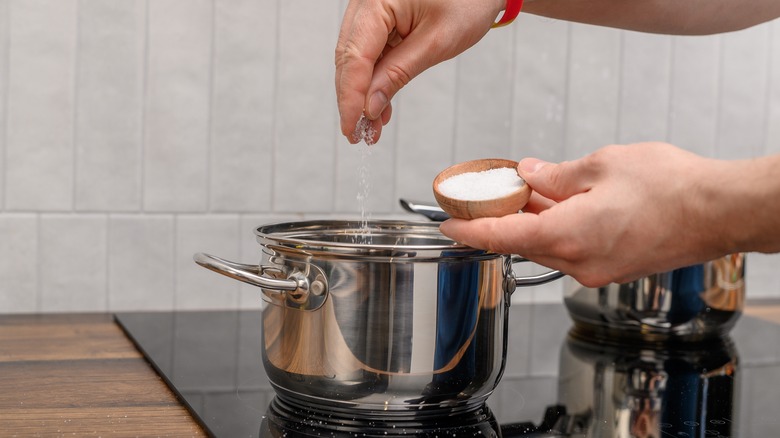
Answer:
[
  {"left": 210, "top": 0, "right": 277, "bottom": 212},
  {"left": 618, "top": 31, "right": 672, "bottom": 144},
  {"left": 0, "top": 1, "right": 778, "bottom": 313},
  {"left": 0, "top": 0, "right": 7, "bottom": 209},
  {"left": 39, "top": 214, "right": 107, "bottom": 312},
  {"left": 769, "top": 20, "right": 780, "bottom": 154},
  {"left": 0, "top": 214, "right": 37, "bottom": 312},
  {"left": 6, "top": 0, "right": 77, "bottom": 211},
  {"left": 274, "top": 0, "right": 340, "bottom": 213},
  {"left": 144, "top": 0, "right": 212, "bottom": 212},
  {"left": 454, "top": 30, "right": 514, "bottom": 162},
  {"left": 108, "top": 214, "right": 175, "bottom": 310},
  {"left": 395, "top": 60, "right": 457, "bottom": 202},
  {"left": 668, "top": 35, "right": 720, "bottom": 155},
  {"left": 717, "top": 24, "right": 770, "bottom": 159},
  {"left": 512, "top": 16, "right": 568, "bottom": 163},
  {"left": 75, "top": 1, "right": 145, "bottom": 212},
  {"left": 565, "top": 24, "right": 621, "bottom": 157}
]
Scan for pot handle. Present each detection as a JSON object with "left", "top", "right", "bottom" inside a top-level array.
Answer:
[
  {"left": 509, "top": 255, "right": 565, "bottom": 287},
  {"left": 193, "top": 253, "right": 328, "bottom": 309}
]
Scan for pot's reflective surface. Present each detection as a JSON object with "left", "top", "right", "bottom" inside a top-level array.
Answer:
[
  {"left": 196, "top": 220, "right": 561, "bottom": 412},
  {"left": 564, "top": 253, "right": 746, "bottom": 343},
  {"left": 260, "top": 248, "right": 509, "bottom": 412},
  {"left": 260, "top": 396, "right": 503, "bottom": 437},
  {"left": 556, "top": 332, "right": 738, "bottom": 437}
]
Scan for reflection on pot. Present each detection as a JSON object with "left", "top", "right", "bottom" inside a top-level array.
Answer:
[
  {"left": 259, "top": 396, "right": 502, "bottom": 437},
  {"left": 259, "top": 243, "right": 509, "bottom": 411},
  {"left": 564, "top": 253, "right": 746, "bottom": 343},
  {"left": 556, "top": 333, "right": 739, "bottom": 437},
  {"left": 196, "top": 220, "right": 562, "bottom": 412}
]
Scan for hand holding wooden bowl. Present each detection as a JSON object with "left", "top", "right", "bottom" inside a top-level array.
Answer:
[{"left": 433, "top": 158, "right": 532, "bottom": 220}]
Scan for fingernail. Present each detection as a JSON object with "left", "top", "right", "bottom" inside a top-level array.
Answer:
[
  {"left": 519, "top": 158, "right": 549, "bottom": 174},
  {"left": 367, "top": 91, "right": 388, "bottom": 119}
]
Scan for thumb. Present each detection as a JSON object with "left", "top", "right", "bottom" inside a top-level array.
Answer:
[
  {"left": 365, "top": 34, "right": 441, "bottom": 119},
  {"left": 365, "top": 13, "right": 492, "bottom": 120},
  {"left": 517, "top": 158, "right": 592, "bottom": 202}
]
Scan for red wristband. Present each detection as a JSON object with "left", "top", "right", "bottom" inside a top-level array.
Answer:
[{"left": 491, "top": 0, "right": 523, "bottom": 28}]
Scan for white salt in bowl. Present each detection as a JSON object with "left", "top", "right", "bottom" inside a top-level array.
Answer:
[{"left": 433, "top": 158, "right": 531, "bottom": 219}]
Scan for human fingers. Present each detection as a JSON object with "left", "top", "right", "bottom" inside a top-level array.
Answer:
[
  {"left": 335, "top": 1, "right": 394, "bottom": 142},
  {"left": 517, "top": 157, "right": 598, "bottom": 202},
  {"left": 521, "top": 190, "right": 556, "bottom": 214},
  {"left": 381, "top": 102, "right": 392, "bottom": 126},
  {"left": 439, "top": 213, "right": 559, "bottom": 258},
  {"left": 363, "top": 1, "right": 499, "bottom": 120}
]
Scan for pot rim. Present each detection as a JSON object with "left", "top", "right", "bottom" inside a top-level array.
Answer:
[{"left": 254, "top": 219, "right": 476, "bottom": 253}]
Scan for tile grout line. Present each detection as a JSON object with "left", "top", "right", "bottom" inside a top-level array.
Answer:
[
  {"left": 269, "top": 0, "right": 281, "bottom": 212},
  {"left": 761, "top": 23, "right": 774, "bottom": 157},
  {"left": 615, "top": 30, "right": 625, "bottom": 144},
  {"left": 205, "top": 0, "right": 215, "bottom": 214},
  {"left": 1, "top": 0, "right": 9, "bottom": 212},
  {"left": 666, "top": 36, "right": 676, "bottom": 145},
  {"left": 72, "top": 0, "right": 81, "bottom": 213},
  {"left": 507, "top": 22, "right": 517, "bottom": 164},
  {"left": 561, "top": 22, "right": 572, "bottom": 163},
  {"left": 105, "top": 212, "right": 111, "bottom": 311},
  {"left": 139, "top": 0, "right": 150, "bottom": 213},
  {"left": 713, "top": 34, "right": 724, "bottom": 158},
  {"left": 35, "top": 213, "right": 42, "bottom": 312},
  {"left": 172, "top": 212, "right": 178, "bottom": 310}
]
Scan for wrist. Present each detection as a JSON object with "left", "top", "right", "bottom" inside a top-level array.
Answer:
[{"left": 698, "top": 156, "right": 780, "bottom": 256}]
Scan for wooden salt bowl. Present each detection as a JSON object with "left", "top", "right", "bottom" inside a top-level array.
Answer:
[{"left": 432, "top": 158, "right": 531, "bottom": 220}]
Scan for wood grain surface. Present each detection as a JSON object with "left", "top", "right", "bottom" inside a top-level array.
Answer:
[{"left": 0, "top": 313, "right": 205, "bottom": 437}]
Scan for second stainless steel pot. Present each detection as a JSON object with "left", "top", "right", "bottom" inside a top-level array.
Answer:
[
  {"left": 564, "top": 253, "right": 746, "bottom": 343},
  {"left": 195, "top": 220, "right": 562, "bottom": 413}
]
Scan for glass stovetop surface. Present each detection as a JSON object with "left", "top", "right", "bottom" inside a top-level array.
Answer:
[{"left": 116, "top": 304, "right": 780, "bottom": 437}]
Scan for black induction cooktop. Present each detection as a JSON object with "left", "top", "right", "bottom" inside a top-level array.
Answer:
[{"left": 115, "top": 303, "right": 780, "bottom": 437}]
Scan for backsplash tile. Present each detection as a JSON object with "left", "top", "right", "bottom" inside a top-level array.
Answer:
[
  {"left": 209, "top": 0, "right": 277, "bottom": 212},
  {"left": 565, "top": 23, "right": 621, "bottom": 158},
  {"left": 0, "top": 2, "right": 778, "bottom": 313},
  {"left": 512, "top": 16, "right": 568, "bottom": 163},
  {"left": 394, "top": 61, "right": 457, "bottom": 204},
  {"left": 768, "top": 20, "right": 780, "bottom": 154},
  {"left": 176, "top": 214, "right": 240, "bottom": 309},
  {"left": 143, "top": 0, "right": 212, "bottom": 212},
  {"left": 0, "top": 0, "right": 7, "bottom": 210},
  {"left": 75, "top": 1, "right": 145, "bottom": 212},
  {"left": 0, "top": 214, "right": 37, "bottom": 313},
  {"left": 668, "top": 35, "right": 720, "bottom": 155},
  {"left": 40, "top": 214, "right": 107, "bottom": 312},
  {"left": 454, "top": 31, "right": 514, "bottom": 162},
  {"left": 746, "top": 253, "right": 780, "bottom": 300},
  {"left": 5, "top": 0, "right": 77, "bottom": 211},
  {"left": 273, "top": 0, "right": 339, "bottom": 213},
  {"left": 618, "top": 32, "right": 672, "bottom": 144},
  {"left": 717, "top": 24, "right": 770, "bottom": 159},
  {"left": 108, "top": 214, "right": 175, "bottom": 310}
]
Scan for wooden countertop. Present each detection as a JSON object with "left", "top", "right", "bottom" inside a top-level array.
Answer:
[
  {"left": 0, "top": 313, "right": 205, "bottom": 436},
  {"left": 2, "top": 304, "right": 779, "bottom": 436}
]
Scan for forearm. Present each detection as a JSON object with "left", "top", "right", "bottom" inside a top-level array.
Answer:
[
  {"left": 703, "top": 154, "right": 780, "bottom": 256},
  {"left": 523, "top": 0, "right": 780, "bottom": 35}
]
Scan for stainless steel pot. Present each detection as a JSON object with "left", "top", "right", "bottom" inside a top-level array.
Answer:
[
  {"left": 194, "top": 219, "right": 562, "bottom": 412},
  {"left": 564, "top": 253, "right": 746, "bottom": 343},
  {"left": 556, "top": 333, "right": 739, "bottom": 437}
]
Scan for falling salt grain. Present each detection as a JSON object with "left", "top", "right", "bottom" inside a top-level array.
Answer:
[
  {"left": 353, "top": 114, "right": 376, "bottom": 146},
  {"left": 438, "top": 168, "right": 525, "bottom": 201},
  {"left": 353, "top": 114, "right": 375, "bottom": 244}
]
